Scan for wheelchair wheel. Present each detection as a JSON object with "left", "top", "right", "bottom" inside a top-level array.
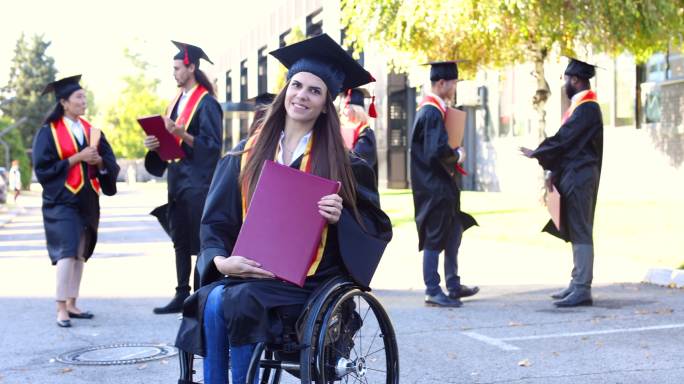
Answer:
[{"left": 315, "top": 289, "right": 399, "bottom": 383}]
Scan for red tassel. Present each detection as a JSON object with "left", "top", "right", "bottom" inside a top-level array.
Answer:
[
  {"left": 455, "top": 164, "right": 468, "bottom": 176},
  {"left": 368, "top": 95, "right": 377, "bottom": 118},
  {"left": 183, "top": 46, "right": 190, "bottom": 65}
]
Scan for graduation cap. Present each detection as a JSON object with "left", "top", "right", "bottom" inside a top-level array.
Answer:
[
  {"left": 270, "top": 33, "right": 375, "bottom": 96},
  {"left": 423, "top": 60, "right": 466, "bottom": 82},
  {"left": 344, "top": 88, "right": 377, "bottom": 118},
  {"left": 172, "top": 41, "right": 213, "bottom": 66},
  {"left": 41, "top": 75, "right": 83, "bottom": 100},
  {"left": 564, "top": 57, "right": 598, "bottom": 80},
  {"left": 247, "top": 92, "right": 276, "bottom": 107}
]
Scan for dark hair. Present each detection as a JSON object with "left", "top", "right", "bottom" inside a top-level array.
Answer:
[
  {"left": 239, "top": 82, "right": 359, "bottom": 218},
  {"left": 43, "top": 103, "right": 65, "bottom": 124},
  {"left": 247, "top": 106, "right": 269, "bottom": 137},
  {"left": 191, "top": 67, "right": 215, "bottom": 97}
]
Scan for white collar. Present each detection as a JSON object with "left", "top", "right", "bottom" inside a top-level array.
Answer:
[
  {"left": 571, "top": 89, "right": 590, "bottom": 104},
  {"left": 278, "top": 130, "right": 312, "bottom": 165}
]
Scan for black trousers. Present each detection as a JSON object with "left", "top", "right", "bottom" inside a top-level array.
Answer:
[{"left": 168, "top": 188, "right": 207, "bottom": 294}]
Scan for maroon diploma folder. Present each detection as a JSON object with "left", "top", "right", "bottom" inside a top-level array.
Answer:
[
  {"left": 232, "top": 160, "right": 341, "bottom": 287},
  {"left": 137, "top": 115, "right": 186, "bottom": 161}
]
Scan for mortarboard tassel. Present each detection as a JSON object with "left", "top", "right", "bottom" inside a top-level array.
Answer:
[
  {"left": 183, "top": 46, "right": 190, "bottom": 65},
  {"left": 368, "top": 95, "right": 378, "bottom": 118}
]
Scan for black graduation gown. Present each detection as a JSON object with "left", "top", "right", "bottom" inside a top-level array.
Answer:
[
  {"left": 353, "top": 126, "right": 378, "bottom": 186},
  {"left": 175, "top": 139, "right": 393, "bottom": 355},
  {"left": 532, "top": 101, "right": 603, "bottom": 242},
  {"left": 145, "top": 95, "right": 223, "bottom": 253},
  {"left": 409, "top": 105, "right": 477, "bottom": 251},
  {"left": 32, "top": 123, "right": 119, "bottom": 265}
]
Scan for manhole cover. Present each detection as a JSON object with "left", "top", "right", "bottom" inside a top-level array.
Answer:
[{"left": 56, "top": 343, "right": 177, "bottom": 365}]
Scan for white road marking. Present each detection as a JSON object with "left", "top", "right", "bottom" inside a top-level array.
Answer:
[
  {"left": 461, "top": 331, "right": 521, "bottom": 351},
  {"left": 462, "top": 323, "right": 684, "bottom": 351}
]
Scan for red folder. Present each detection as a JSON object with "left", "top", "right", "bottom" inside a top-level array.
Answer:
[
  {"left": 232, "top": 160, "right": 341, "bottom": 287},
  {"left": 137, "top": 115, "right": 186, "bottom": 161}
]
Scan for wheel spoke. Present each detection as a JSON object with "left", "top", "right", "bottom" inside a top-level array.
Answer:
[
  {"left": 365, "top": 346, "right": 386, "bottom": 359},
  {"left": 366, "top": 367, "right": 386, "bottom": 373},
  {"left": 363, "top": 327, "right": 381, "bottom": 358}
]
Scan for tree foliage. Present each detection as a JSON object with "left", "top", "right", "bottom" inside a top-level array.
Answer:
[
  {"left": 341, "top": 0, "right": 684, "bottom": 137},
  {"left": 273, "top": 27, "right": 306, "bottom": 91},
  {"left": 104, "top": 48, "right": 167, "bottom": 159},
  {"left": 0, "top": 34, "right": 58, "bottom": 148}
]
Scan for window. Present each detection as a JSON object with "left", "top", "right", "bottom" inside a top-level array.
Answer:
[
  {"left": 257, "top": 47, "right": 268, "bottom": 95},
  {"left": 306, "top": 9, "right": 323, "bottom": 37},
  {"left": 225, "top": 70, "right": 232, "bottom": 102},
  {"left": 240, "top": 60, "right": 248, "bottom": 101},
  {"left": 279, "top": 29, "right": 291, "bottom": 48}
]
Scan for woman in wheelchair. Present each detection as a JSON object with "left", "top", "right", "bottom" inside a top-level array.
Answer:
[{"left": 175, "top": 34, "right": 393, "bottom": 384}]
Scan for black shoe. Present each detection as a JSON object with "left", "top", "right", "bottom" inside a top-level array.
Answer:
[
  {"left": 56, "top": 319, "right": 71, "bottom": 328},
  {"left": 550, "top": 286, "right": 574, "bottom": 300},
  {"left": 68, "top": 311, "right": 94, "bottom": 319},
  {"left": 153, "top": 293, "right": 189, "bottom": 314},
  {"left": 554, "top": 290, "right": 593, "bottom": 307},
  {"left": 425, "top": 292, "right": 462, "bottom": 307},
  {"left": 448, "top": 285, "right": 480, "bottom": 299}
]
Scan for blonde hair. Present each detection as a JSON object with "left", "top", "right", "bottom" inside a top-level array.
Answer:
[{"left": 346, "top": 104, "right": 368, "bottom": 124}]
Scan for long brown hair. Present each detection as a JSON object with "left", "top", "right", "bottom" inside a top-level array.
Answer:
[{"left": 239, "top": 82, "right": 359, "bottom": 217}]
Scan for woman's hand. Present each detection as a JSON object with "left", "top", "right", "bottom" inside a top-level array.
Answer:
[
  {"left": 519, "top": 146, "right": 534, "bottom": 158},
  {"left": 318, "top": 193, "right": 343, "bottom": 224},
  {"left": 144, "top": 135, "right": 160, "bottom": 151},
  {"left": 213, "top": 256, "right": 275, "bottom": 279}
]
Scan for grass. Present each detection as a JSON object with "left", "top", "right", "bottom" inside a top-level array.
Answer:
[{"left": 379, "top": 189, "right": 684, "bottom": 269}]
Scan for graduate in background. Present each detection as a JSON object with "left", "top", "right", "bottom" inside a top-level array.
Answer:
[
  {"left": 521, "top": 58, "right": 603, "bottom": 308},
  {"left": 246, "top": 92, "right": 275, "bottom": 137},
  {"left": 174, "top": 34, "right": 392, "bottom": 384},
  {"left": 144, "top": 41, "right": 223, "bottom": 314},
  {"left": 33, "top": 75, "right": 119, "bottom": 327},
  {"left": 341, "top": 87, "right": 378, "bottom": 184},
  {"left": 411, "top": 61, "right": 479, "bottom": 308}
]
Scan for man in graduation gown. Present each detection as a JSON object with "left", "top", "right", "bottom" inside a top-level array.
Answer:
[
  {"left": 145, "top": 41, "right": 223, "bottom": 314},
  {"left": 521, "top": 58, "right": 603, "bottom": 307},
  {"left": 410, "top": 61, "right": 479, "bottom": 308}
]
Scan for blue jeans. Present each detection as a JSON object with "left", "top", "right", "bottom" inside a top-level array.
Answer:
[
  {"left": 203, "top": 285, "right": 258, "bottom": 384},
  {"left": 423, "top": 222, "right": 463, "bottom": 296}
]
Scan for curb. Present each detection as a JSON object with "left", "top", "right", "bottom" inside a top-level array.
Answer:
[{"left": 643, "top": 268, "right": 684, "bottom": 288}]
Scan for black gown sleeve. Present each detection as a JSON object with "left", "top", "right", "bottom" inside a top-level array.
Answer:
[
  {"left": 192, "top": 97, "right": 223, "bottom": 170},
  {"left": 144, "top": 150, "right": 167, "bottom": 177},
  {"left": 419, "top": 107, "right": 459, "bottom": 167},
  {"left": 96, "top": 133, "right": 120, "bottom": 196},
  {"left": 196, "top": 141, "right": 245, "bottom": 286},
  {"left": 532, "top": 103, "right": 602, "bottom": 171},
  {"left": 353, "top": 128, "right": 377, "bottom": 170},
  {"left": 32, "top": 125, "right": 70, "bottom": 197},
  {"left": 336, "top": 156, "right": 393, "bottom": 288}
]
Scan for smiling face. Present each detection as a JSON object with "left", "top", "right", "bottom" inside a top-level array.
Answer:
[
  {"left": 284, "top": 71, "right": 328, "bottom": 124},
  {"left": 60, "top": 89, "right": 87, "bottom": 117}
]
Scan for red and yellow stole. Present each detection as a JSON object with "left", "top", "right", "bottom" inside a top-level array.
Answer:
[
  {"left": 418, "top": 95, "right": 447, "bottom": 119},
  {"left": 562, "top": 90, "right": 598, "bottom": 124},
  {"left": 167, "top": 84, "right": 209, "bottom": 146},
  {"left": 352, "top": 122, "right": 370, "bottom": 147},
  {"left": 240, "top": 133, "right": 328, "bottom": 277},
  {"left": 50, "top": 117, "right": 100, "bottom": 194}
]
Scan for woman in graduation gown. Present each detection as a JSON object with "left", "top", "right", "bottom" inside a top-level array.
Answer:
[
  {"left": 341, "top": 87, "right": 378, "bottom": 185},
  {"left": 32, "top": 75, "right": 119, "bottom": 328},
  {"left": 175, "top": 34, "right": 392, "bottom": 384}
]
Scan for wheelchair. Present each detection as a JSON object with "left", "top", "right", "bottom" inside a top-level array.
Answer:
[{"left": 178, "top": 276, "right": 399, "bottom": 383}]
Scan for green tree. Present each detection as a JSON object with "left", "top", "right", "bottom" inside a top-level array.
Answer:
[
  {"left": 0, "top": 34, "right": 58, "bottom": 148},
  {"left": 104, "top": 48, "right": 167, "bottom": 159},
  {"left": 0, "top": 117, "right": 31, "bottom": 189},
  {"left": 341, "top": 0, "right": 684, "bottom": 138}
]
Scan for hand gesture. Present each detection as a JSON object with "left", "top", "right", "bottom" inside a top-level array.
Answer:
[
  {"left": 214, "top": 256, "right": 275, "bottom": 279},
  {"left": 519, "top": 146, "right": 534, "bottom": 158},
  {"left": 80, "top": 146, "right": 102, "bottom": 165},
  {"left": 144, "top": 135, "right": 160, "bottom": 151},
  {"left": 318, "top": 193, "right": 344, "bottom": 224},
  {"left": 163, "top": 116, "right": 185, "bottom": 137}
]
